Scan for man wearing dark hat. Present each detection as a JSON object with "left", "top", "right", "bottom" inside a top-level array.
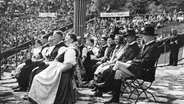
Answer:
[
  {"left": 100, "top": 26, "right": 160, "bottom": 103},
  {"left": 118, "top": 29, "right": 140, "bottom": 62}
]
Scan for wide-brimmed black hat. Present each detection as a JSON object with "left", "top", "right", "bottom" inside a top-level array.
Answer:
[
  {"left": 124, "top": 30, "right": 137, "bottom": 38},
  {"left": 142, "top": 26, "right": 157, "bottom": 36}
]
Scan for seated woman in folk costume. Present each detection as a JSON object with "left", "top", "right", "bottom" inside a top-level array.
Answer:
[
  {"left": 89, "top": 36, "right": 109, "bottom": 80},
  {"left": 15, "top": 35, "right": 49, "bottom": 78},
  {"left": 87, "top": 36, "right": 115, "bottom": 88},
  {"left": 13, "top": 38, "right": 49, "bottom": 91},
  {"left": 14, "top": 35, "right": 54, "bottom": 91},
  {"left": 97, "top": 36, "right": 116, "bottom": 64},
  {"left": 82, "top": 38, "right": 99, "bottom": 82},
  {"left": 28, "top": 31, "right": 66, "bottom": 90},
  {"left": 15, "top": 39, "right": 43, "bottom": 76},
  {"left": 92, "top": 36, "right": 108, "bottom": 62},
  {"left": 72, "top": 36, "right": 87, "bottom": 88},
  {"left": 28, "top": 33, "right": 79, "bottom": 104},
  {"left": 90, "top": 36, "right": 116, "bottom": 76},
  {"left": 31, "top": 40, "right": 44, "bottom": 61}
]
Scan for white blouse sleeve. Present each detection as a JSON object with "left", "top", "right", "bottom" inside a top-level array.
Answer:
[
  {"left": 41, "top": 47, "right": 48, "bottom": 59},
  {"left": 63, "top": 48, "right": 77, "bottom": 66},
  {"left": 55, "top": 47, "right": 67, "bottom": 59},
  {"left": 82, "top": 47, "right": 88, "bottom": 57},
  {"left": 58, "top": 47, "right": 67, "bottom": 55},
  {"left": 92, "top": 47, "right": 99, "bottom": 56}
]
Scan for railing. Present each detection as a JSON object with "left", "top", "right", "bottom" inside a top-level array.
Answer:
[
  {"left": 157, "top": 33, "right": 184, "bottom": 66},
  {"left": 1, "top": 17, "right": 184, "bottom": 79},
  {"left": 0, "top": 17, "right": 96, "bottom": 79}
]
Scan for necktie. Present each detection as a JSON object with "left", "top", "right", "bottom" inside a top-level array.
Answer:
[{"left": 141, "top": 44, "right": 146, "bottom": 53}]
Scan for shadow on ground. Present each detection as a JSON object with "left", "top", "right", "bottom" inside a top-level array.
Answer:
[{"left": 0, "top": 92, "right": 15, "bottom": 103}]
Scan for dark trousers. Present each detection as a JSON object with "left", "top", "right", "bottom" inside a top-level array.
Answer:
[
  {"left": 28, "top": 63, "right": 49, "bottom": 90},
  {"left": 17, "top": 61, "right": 41, "bottom": 90},
  {"left": 99, "top": 69, "right": 116, "bottom": 92},
  {"left": 169, "top": 49, "right": 179, "bottom": 66},
  {"left": 83, "top": 60, "right": 98, "bottom": 81}
]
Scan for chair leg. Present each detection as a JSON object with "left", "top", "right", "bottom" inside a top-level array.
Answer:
[
  {"left": 127, "top": 80, "right": 136, "bottom": 92},
  {"left": 123, "top": 79, "right": 157, "bottom": 103},
  {"left": 120, "top": 82, "right": 125, "bottom": 96},
  {"left": 136, "top": 82, "right": 157, "bottom": 103},
  {"left": 146, "top": 90, "right": 157, "bottom": 102},
  {"left": 128, "top": 84, "right": 139, "bottom": 99},
  {"left": 143, "top": 89, "right": 149, "bottom": 98},
  {"left": 121, "top": 80, "right": 133, "bottom": 94},
  {"left": 135, "top": 89, "right": 144, "bottom": 103}
]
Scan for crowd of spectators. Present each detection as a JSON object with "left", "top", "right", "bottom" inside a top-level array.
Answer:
[
  {"left": 0, "top": 0, "right": 94, "bottom": 68},
  {"left": 7, "top": 0, "right": 74, "bottom": 15},
  {"left": 84, "top": 13, "right": 183, "bottom": 47},
  {"left": 0, "top": 15, "right": 75, "bottom": 67},
  {"left": 0, "top": 0, "right": 184, "bottom": 72}
]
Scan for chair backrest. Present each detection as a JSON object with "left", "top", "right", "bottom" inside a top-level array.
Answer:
[{"left": 139, "top": 59, "right": 159, "bottom": 82}]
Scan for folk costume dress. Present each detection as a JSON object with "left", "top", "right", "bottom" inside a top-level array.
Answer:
[{"left": 29, "top": 45, "right": 77, "bottom": 104}]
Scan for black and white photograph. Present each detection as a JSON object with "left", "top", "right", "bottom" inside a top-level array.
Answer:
[{"left": 0, "top": 0, "right": 184, "bottom": 104}]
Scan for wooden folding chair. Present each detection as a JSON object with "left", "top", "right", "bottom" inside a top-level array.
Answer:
[{"left": 121, "top": 61, "right": 158, "bottom": 103}]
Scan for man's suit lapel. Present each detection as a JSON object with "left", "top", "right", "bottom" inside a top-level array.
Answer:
[
  {"left": 125, "top": 44, "right": 131, "bottom": 55},
  {"left": 141, "top": 45, "right": 151, "bottom": 57},
  {"left": 140, "top": 42, "right": 155, "bottom": 58}
]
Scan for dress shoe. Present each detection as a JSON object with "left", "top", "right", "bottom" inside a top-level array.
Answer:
[
  {"left": 91, "top": 87, "right": 98, "bottom": 92},
  {"left": 95, "top": 82, "right": 105, "bottom": 88},
  {"left": 167, "top": 64, "right": 171, "bottom": 66},
  {"left": 93, "top": 90, "right": 103, "bottom": 97},
  {"left": 12, "top": 86, "right": 20, "bottom": 90},
  {"left": 104, "top": 98, "right": 119, "bottom": 103},
  {"left": 88, "top": 80, "right": 96, "bottom": 89},
  {"left": 28, "top": 97, "right": 38, "bottom": 104},
  {"left": 14, "top": 87, "right": 27, "bottom": 92},
  {"left": 22, "top": 94, "right": 29, "bottom": 100},
  {"left": 108, "top": 91, "right": 113, "bottom": 94},
  {"left": 80, "top": 82, "right": 89, "bottom": 88}
]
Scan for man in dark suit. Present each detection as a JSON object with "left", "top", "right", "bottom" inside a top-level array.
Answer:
[
  {"left": 169, "top": 29, "right": 180, "bottom": 66},
  {"left": 103, "top": 26, "right": 160, "bottom": 103},
  {"left": 118, "top": 30, "right": 140, "bottom": 62}
]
